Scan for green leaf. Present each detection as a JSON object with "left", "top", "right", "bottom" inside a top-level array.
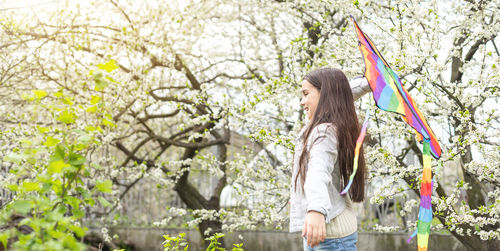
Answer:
[
  {"left": 54, "top": 91, "right": 63, "bottom": 98},
  {"left": 33, "top": 90, "right": 47, "bottom": 99},
  {"left": 86, "top": 198, "right": 95, "bottom": 206},
  {"left": 69, "top": 153, "right": 86, "bottom": 166},
  {"left": 48, "top": 160, "right": 69, "bottom": 174},
  {"left": 77, "top": 186, "right": 92, "bottom": 199},
  {"left": 74, "top": 144, "right": 86, "bottom": 151},
  {"left": 46, "top": 209, "right": 65, "bottom": 222},
  {"left": 86, "top": 106, "right": 98, "bottom": 113},
  {"left": 22, "top": 182, "right": 40, "bottom": 192},
  {"left": 102, "top": 118, "right": 116, "bottom": 127},
  {"left": 52, "top": 180, "right": 63, "bottom": 195},
  {"left": 38, "top": 126, "right": 50, "bottom": 134},
  {"left": 98, "top": 196, "right": 112, "bottom": 208},
  {"left": 85, "top": 126, "right": 96, "bottom": 132},
  {"left": 54, "top": 145, "right": 65, "bottom": 160},
  {"left": 62, "top": 97, "right": 74, "bottom": 105},
  {"left": 57, "top": 110, "right": 77, "bottom": 124},
  {"left": 0, "top": 232, "right": 8, "bottom": 249},
  {"left": 69, "top": 225, "right": 87, "bottom": 238},
  {"left": 97, "top": 60, "right": 118, "bottom": 73},
  {"left": 71, "top": 208, "right": 85, "bottom": 219},
  {"left": 7, "top": 184, "right": 19, "bottom": 192},
  {"left": 95, "top": 180, "right": 112, "bottom": 193},
  {"left": 47, "top": 229, "right": 64, "bottom": 239},
  {"left": 105, "top": 76, "right": 117, "bottom": 83},
  {"left": 44, "top": 136, "right": 60, "bottom": 147},
  {"left": 90, "top": 95, "right": 101, "bottom": 105},
  {"left": 93, "top": 73, "right": 109, "bottom": 91},
  {"left": 12, "top": 200, "right": 32, "bottom": 214},
  {"left": 95, "top": 80, "right": 109, "bottom": 91},
  {"left": 64, "top": 195, "right": 81, "bottom": 209}
]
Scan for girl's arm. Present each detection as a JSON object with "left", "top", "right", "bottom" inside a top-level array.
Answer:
[
  {"left": 350, "top": 76, "right": 370, "bottom": 101},
  {"left": 303, "top": 126, "right": 338, "bottom": 218},
  {"left": 302, "top": 125, "right": 338, "bottom": 247}
]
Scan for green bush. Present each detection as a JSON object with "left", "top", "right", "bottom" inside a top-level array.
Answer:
[
  {"left": 162, "top": 233, "right": 244, "bottom": 251},
  {"left": 0, "top": 63, "right": 117, "bottom": 250}
]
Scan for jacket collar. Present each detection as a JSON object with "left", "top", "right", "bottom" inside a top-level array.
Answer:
[{"left": 295, "top": 125, "right": 307, "bottom": 143}]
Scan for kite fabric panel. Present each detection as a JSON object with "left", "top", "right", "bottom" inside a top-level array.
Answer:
[
  {"left": 351, "top": 16, "right": 441, "bottom": 160},
  {"left": 348, "top": 16, "right": 442, "bottom": 251}
]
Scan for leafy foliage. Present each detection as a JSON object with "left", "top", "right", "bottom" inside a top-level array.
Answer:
[
  {"left": 0, "top": 64, "right": 118, "bottom": 250},
  {"left": 162, "top": 232, "right": 244, "bottom": 251}
]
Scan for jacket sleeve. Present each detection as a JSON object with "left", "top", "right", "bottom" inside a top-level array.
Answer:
[
  {"left": 350, "top": 76, "right": 371, "bottom": 101},
  {"left": 303, "top": 126, "right": 338, "bottom": 217}
]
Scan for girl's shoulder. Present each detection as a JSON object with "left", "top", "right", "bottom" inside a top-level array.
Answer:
[
  {"left": 296, "top": 123, "right": 336, "bottom": 144},
  {"left": 306, "top": 123, "right": 337, "bottom": 148},
  {"left": 311, "top": 123, "right": 336, "bottom": 137}
]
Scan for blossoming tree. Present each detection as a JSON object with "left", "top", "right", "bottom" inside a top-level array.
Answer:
[{"left": 0, "top": 0, "right": 498, "bottom": 250}]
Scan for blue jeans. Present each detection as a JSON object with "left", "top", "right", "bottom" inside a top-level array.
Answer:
[{"left": 303, "top": 232, "right": 357, "bottom": 251}]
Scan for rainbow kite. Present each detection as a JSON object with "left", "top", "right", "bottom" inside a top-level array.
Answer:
[{"left": 343, "top": 16, "right": 442, "bottom": 251}]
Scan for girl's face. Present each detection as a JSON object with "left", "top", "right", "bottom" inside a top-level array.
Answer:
[{"left": 300, "top": 80, "right": 320, "bottom": 121}]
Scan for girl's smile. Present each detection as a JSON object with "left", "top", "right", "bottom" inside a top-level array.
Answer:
[{"left": 300, "top": 80, "right": 321, "bottom": 121}]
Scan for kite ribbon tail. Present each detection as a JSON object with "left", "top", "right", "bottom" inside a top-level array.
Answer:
[
  {"left": 340, "top": 106, "right": 372, "bottom": 195},
  {"left": 407, "top": 227, "right": 418, "bottom": 244},
  {"left": 416, "top": 140, "right": 433, "bottom": 251},
  {"left": 407, "top": 178, "right": 434, "bottom": 244}
]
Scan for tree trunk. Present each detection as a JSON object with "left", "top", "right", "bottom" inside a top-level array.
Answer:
[
  {"left": 172, "top": 139, "right": 230, "bottom": 249},
  {"left": 460, "top": 143, "right": 486, "bottom": 209},
  {"left": 199, "top": 219, "right": 225, "bottom": 249}
]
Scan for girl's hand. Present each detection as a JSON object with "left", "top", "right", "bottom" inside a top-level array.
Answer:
[{"left": 302, "top": 210, "right": 326, "bottom": 247}]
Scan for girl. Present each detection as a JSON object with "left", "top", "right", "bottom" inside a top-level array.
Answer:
[{"left": 290, "top": 68, "right": 370, "bottom": 251}]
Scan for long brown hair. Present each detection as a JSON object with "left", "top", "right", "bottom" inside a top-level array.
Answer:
[{"left": 294, "top": 68, "right": 366, "bottom": 202}]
